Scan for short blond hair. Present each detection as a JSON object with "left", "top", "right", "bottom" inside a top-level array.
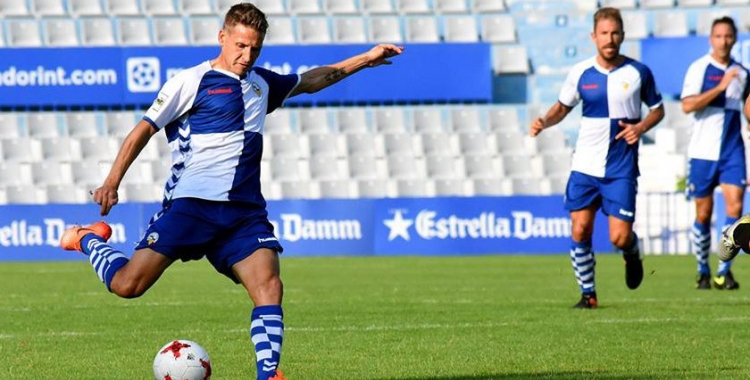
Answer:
[{"left": 593, "top": 7, "right": 623, "bottom": 32}]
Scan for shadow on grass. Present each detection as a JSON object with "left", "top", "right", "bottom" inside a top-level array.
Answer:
[{"left": 374, "top": 372, "right": 680, "bottom": 380}]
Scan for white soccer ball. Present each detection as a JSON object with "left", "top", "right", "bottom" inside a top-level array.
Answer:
[{"left": 153, "top": 340, "right": 212, "bottom": 380}]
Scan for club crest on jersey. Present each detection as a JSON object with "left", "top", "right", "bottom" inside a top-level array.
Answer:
[
  {"left": 622, "top": 82, "right": 630, "bottom": 90},
  {"left": 251, "top": 82, "right": 262, "bottom": 96},
  {"left": 147, "top": 232, "right": 160, "bottom": 245},
  {"left": 151, "top": 93, "right": 169, "bottom": 112}
]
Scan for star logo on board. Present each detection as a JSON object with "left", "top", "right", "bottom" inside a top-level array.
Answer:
[{"left": 383, "top": 210, "right": 413, "bottom": 241}]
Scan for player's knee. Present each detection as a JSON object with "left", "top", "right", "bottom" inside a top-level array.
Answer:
[
  {"left": 248, "top": 275, "right": 283, "bottom": 304},
  {"left": 609, "top": 231, "right": 630, "bottom": 249},
  {"left": 571, "top": 224, "right": 593, "bottom": 241},
  {"left": 109, "top": 276, "right": 147, "bottom": 299}
]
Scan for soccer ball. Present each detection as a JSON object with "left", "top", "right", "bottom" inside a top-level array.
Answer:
[{"left": 153, "top": 340, "right": 212, "bottom": 380}]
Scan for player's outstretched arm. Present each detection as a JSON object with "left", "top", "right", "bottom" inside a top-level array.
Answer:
[
  {"left": 92, "top": 120, "right": 158, "bottom": 216},
  {"left": 289, "top": 44, "right": 404, "bottom": 97},
  {"left": 530, "top": 101, "right": 572, "bottom": 137}
]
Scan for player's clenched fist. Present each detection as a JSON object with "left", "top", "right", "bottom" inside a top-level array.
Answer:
[{"left": 530, "top": 117, "right": 546, "bottom": 137}]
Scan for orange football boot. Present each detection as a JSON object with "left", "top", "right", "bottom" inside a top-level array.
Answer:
[
  {"left": 268, "top": 370, "right": 288, "bottom": 380},
  {"left": 60, "top": 221, "right": 113, "bottom": 252}
]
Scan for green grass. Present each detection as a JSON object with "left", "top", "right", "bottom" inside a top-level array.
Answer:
[{"left": 2, "top": 254, "right": 750, "bottom": 380}]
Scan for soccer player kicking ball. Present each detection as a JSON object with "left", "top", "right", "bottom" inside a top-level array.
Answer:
[
  {"left": 59, "top": 3, "right": 403, "bottom": 380},
  {"left": 529, "top": 7, "right": 664, "bottom": 309}
]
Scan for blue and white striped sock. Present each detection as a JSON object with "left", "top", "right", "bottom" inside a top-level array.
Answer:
[
  {"left": 718, "top": 217, "right": 739, "bottom": 276},
  {"left": 81, "top": 234, "right": 128, "bottom": 292},
  {"left": 691, "top": 221, "right": 711, "bottom": 275},
  {"left": 250, "top": 305, "right": 284, "bottom": 380},
  {"left": 571, "top": 240, "right": 595, "bottom": 294}
]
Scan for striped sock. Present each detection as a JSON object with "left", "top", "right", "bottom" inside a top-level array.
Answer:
[
  {"left": 691, "top": 221, "right": 711, "bottom": 275},
  {"left": 251, "top": 305, "right": 284, "bottom": 380},
  {"left": 718, "top": 217, "right": 739, "bottom": 276},
  {"left": 81, "top": 234, "right": 128, "bottom": 292},
  {"left": 571, "top": 240, "right": 595, "bottom": 294}
]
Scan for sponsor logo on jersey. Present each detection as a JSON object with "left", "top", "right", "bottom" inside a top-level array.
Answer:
[
  {"left": 208, "top": 88, "right": 232, "bottom": 95},
  {"left": 582, "top": 84, "right": 599, "bottom": 90}
]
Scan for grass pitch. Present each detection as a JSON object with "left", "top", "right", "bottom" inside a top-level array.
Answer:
[{"left": 2, "top": 254, "right": 750, "bottom": 380}]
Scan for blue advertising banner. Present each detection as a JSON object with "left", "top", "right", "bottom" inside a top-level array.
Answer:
[
  {"left": 640, "top": 34, "right": 750, "bottom": 97},
  {"left": 0, "top": 196, "right": 611, "bottom": 262},
  {"left": 0, "top": 44, "right": 491, "bottom": 107}
]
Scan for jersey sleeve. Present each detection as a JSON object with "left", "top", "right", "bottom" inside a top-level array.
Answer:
[
  {"left": 640, "top": 65, "right": 663, "bottom": 109},
  {"left": 142, "top": 72, "right": 196, "bottom": 130},
  {"left": 253, "top": 67, "right": 301, "bottom": 114},
  {"left": 681, "top": 61, "right": 704, "bottom": 99},
  {"left": 558, "top": 67, "right": 581, "bottom": 108}
]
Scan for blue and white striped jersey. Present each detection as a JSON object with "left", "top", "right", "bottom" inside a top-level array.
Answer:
[
  {"left": 142, "top": 61, "right": 300, "bottom": 206},
  {"left": 681, "top": 54, "right": 750, "bottom": 162},
  {"left": 559, "top": 56, "right": 663, "bottom": 178}
]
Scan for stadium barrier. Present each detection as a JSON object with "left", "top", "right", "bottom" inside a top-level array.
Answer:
[{"left": 0, "top": 196, "right": 612, "bottom": 261}]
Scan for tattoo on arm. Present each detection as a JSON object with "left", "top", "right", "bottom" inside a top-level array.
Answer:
[{"left": 324, "top": 68, "right": 347, "bottom": 82}]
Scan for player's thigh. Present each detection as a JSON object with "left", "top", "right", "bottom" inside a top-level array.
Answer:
[
  {"left": 687, "top": 158, "right": 719, "bottom": 199},
  {"left": 231, "top": 248, "right": 282, "bottom": 305},
  {"left": 111, "top": 248, "right": 174, "bottom": 293}
]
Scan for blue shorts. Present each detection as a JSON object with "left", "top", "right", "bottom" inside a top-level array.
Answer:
[
  {"left": 687, "top": 158, "right": 747, "bottom": 199},
  {"left": 564, "top": 171, "right": 637, "bottom": 222},
  {"left": 135, "top": 198, "right": 283, "bottom": 283}
]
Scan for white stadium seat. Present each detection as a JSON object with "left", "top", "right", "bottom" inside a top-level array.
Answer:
[
  {"left": 324, "top": 0, "right": 359, "bottom": 14},
  {"left": 298, "top": 17, "right": 332, "bottom": 44},
  {"left": 374, "top": 107, "right": 408, "bottom": 133},
  {"left": 369, "top": 16, "right": 404, "bottom": 44},
  {"left": 0, "top": 114, "right": 22, "bottom": 139},
  {"left": 396, "top": 179, "right": 431, "bottom": 197},
  {"left": 106, "top": 0, "right": 141, "bottom": 15},
  {"left": 66, "top": 112, "right": 100, "bottom": 138},
  {"left": 69, "top": 0, "right": 105, "bottom": 15},
  {"left": 434, "top": 178, "right": 468, "bottom": 196},
  {"left": 396, "top": 0, "right": 431, "bottom": 14},
  {"left": 318, "top": 179, "right": 355, "bottom": 199},
  {"left": 266, "top": 17, "right": 297, "bottom": 45},
  {"left": 179, "top": 0, "right": 214, "bottom": 15},
  {"left": 471, "top": 0, "right": 506, "bottom": 13},
  {"left": 32, "top": 0, "right": 66, "bottom": 16},
  {"left": 153, "top": 17, "right": 188, "bottom": 45},
  {"left": 142, "top": 0, "right": 177, "bottom": 15},
  {"left": 1, "top": 0, "right": 30, "bottom": 16},
  {"left": 481, "top": 14, "right": 516, "bottom": 43},
  {"left": 412, "top": 107, "right": 445, "bottom": 133},
  {"left": 336, "top": 108, "right": 370, "bottom": 134},
  {"left": 8, "top": 19, "right": 43, "bottom": 47},
  {"left": 361, "top": 0, "right": 396, "bottom": 14},
  {"left": 405, "top": 16, "right": 440, "bottom": 42},
  {"left": 289, "top": 0, "right": 324, "bottom": 15},
  {"left": 435, "top": 0, "right": 468, "bottom": 14},
  {"left": 40, "top": 137, "right": 82, "bottom": 162},
  {"left": 5, "top": 184, "right": 45, "bottom": 204},
  {"left": 444, "top": 16, "right": 479, "bottom": 42},
  {"left": 46, "top": 184, "right": 88, "bottom": 204},
  {"left": 117, "top": 17, "right": 153, "bottom": 46},
  {"left": 82, "top": 17, "right": 116, "bottom": 46},
  {"left": 333, "top": 17, "right": 368, "bottom": 43},
  {"left": 357, "top": 179, "right": 391, "bottom": 198},
  {"left": 32, "top": 161, "right": 73, "bottom": 185},
  {"left": 45, "top": 19, "right": 80, "bottom": 46},
  {"left": 0, "top": 162, "right": 33, "bottom": 186}
]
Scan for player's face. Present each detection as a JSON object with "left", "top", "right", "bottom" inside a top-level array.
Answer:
[
  {"left": 710, "top": 23, "right": 736, "bottom": 61},
  {"left": 591, "top": 18, "right": 624, "bottom": 62},
  {"left": 218, "top": 23, "right": 264, "bottom": 76}
]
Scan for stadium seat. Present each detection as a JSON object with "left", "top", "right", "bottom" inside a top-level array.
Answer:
[
  {"left": 492, "top": 45, "right": 530, "bottom": 74},
  {"left": 444, "top": 16, "right": 479, "bottom": 42},
  {"left": 153, "top": 17, "right": 188, "bottom": 45},
  {"left": 480, "top": 14, "right": 516, "bottom": 43},
  {"left": 66, "top": 113, "right": 100, "bottom": 138},
  {"left": 459, "top": 132, "right": 495, "bottom": 156},
  {"left": 0, "top": 162, "right": 33, "bottom": 186},
  {"left": 533, "top": 127, "right": 568, "bottom": 154},
  {"left": 361, "top": 0, "right": 396, "bottom": 14},
  {"left": 72, "top": 161, "right": 107, "bottom": 188},
  {"left": 46, "top": 184, "right": 88, "bottom": 204},
  {"left": 451, "top": 108, "right": 483, "bottom": 133},
  {"left": 264, "top": 108, "right": 295, "bottom": 134},
  {"left": 348, "top": 155, "right": 387, "bottom": 179},
  {"left": 266, "top": 17, "right": 296, "bottom": 44},
  {"left": 79, "top": 136, "right": 119, "bottom": 162},
  {"left": 271, "top": 134, "right": 308, "bottom": 158},
  {"left": 640, "top": 0, "right": 676, "bottom": 8},
  {"left": 28, "top": 112, "right": 63, "bottom": 138},
  {"left": 405, "top": 16, "right": 440, "bottom": 42},
  {"left": 0, "top": 0, "right": 30, "bottom": 16},
  {"left": 120, "top": 161, "right": 154, "bottom": 184},
  {"left": 299, "top": 109, "right": 331, "bottom": 134},
  {"left": 599, "top": 0, "right": 637, "bottom": 8},
  {"left": 190, "top": 16, "right": 221, "bottom": 45},
  {"left": 7, "top": 19, "right": 43, "bottom": 46},
  {"left": 502, "top": 154, "right": 534, "bottom": 178},
  {"left": 150, "top": 160, "right": 172, "bottom": 183},
  {"left": 0, "top": 114, "right": 22, "bottom": 139},
  {"left": 383, "top": 133, "right": 420, "bottom": 157},
  {"left": 280, "top": 180, "right": 316, "bottom": 199},
  {"left": 678, "top": 0, "right": 714, "bottom": 5},
  {"left": 695, "top": 10, "right": 733, "bottom": 35},
  {"left": 435, "top": 0, "right": 468, "bottom": 13},
  {"left": 425, "top": 155, "right": 462, "bottom": 179},
  {"left": 396, "top": 179, "right": 431, "bottom": 197},
  {"left": 653, "top": 11, "right": 689, "bottom": 37},
  {"left": 106, "top": 0, "right": 141, "bottom": 15},
  {"left": 104, "top": 110, "right": 137, "bottom": 137},
  {"left": 421, "top": 133, "right": 459, "bottom": 157},
  {"left": 434, "top": 178, "right": 468, "bottom": 196},
  {"left": 621, "top": 11, "right": 648, "bottom": 40},
  {"left": 32, "top": 161, "right": 73, "bottom": 185},
  {"left": 369, "top": 16, "right": 404, "bottom": 43},
  {"left": 333, "top": 16, "right": 368, "bottom": 43},
  {"left": 179, "top": 0, "right": 214, "bottom": 15},
  {"left": 318, "top": 179, "right": 355, "bottom": 198},
  {"left": 511, "top": 178, "right": 544, "bottom": 195},
  {"left": 289, "top": 0, "right": 324, "bottom": 14},
  {"left": 373, "top": 107, "right": 408, "bottom": 133},
  {"left": 309, "top": 155, "right": 347, "bottom": 180},
  {"left": 142, "top": 0, "right": 177, "bottom": 15},
  {"left": 45, "top": 18, "right": 80, "bottom": 46},
  {"left": 260, "top": 180, "right": 281, "bottom": 200},
  {"left": 544, "top": 175, "right": 568, "bottom": 195},
  {"left": 5, "top": 184, "right": 44, "bottom": 204},
  {"left": 336, "top": 108, "right": 370, "bottom": 134},
  {"left": 716, "top": 0, "right": 750, "bottom": 4},
  {"left": 488, "top": 107, "right": 521, "bottom": 132},
  {"left": 346, "top": 133, "right": 384, "bottom": 158},
  {"left": 308, "top": 134, "right": 346, "bottom": 157},
  {"left": 270, "top": 156, "right": 305, "bottom": 181},
  {"left": 387, "top": 155, "right": 424, "bottom": 179},
  {"left": 2, "top": 138, "right": 43, "bottom": 163},
  {"left": 463, "top": 154, "right": 498, "bottom": 179},
  {"left": 122, "top": 183, "right": 163, "bottom": 202},
  {"left": 357, "top": 179, "right": 391, "bottom": 198},
  {"left": 40, "top": 137, "right": 82, "bottom": 162},
  {"left": 412, "top": 107, "right": 445, "bottom": 133},
  {"left": 495, "top": 130, "right": 529, "bottom": 155},
  {"left": 69, "top": 0, "right": 104, "bottom": 15},
  {"left": 117, "top": 17, "right": 153, "bottom": 46},
  {"left": 298, "top": 17, "right": 332, "bottom": 44},
  {"left": 324, "top": 0, "right": 359, "bottom": 14},
  {"left": 541, "top": 152, "right": 572, "bottom": 177},
  {"left": 396, "top": 0, "right": 431, "bottom": 14},
  {"left": 472, "top": 178, "right": 509, "bottom": 196},
  {"left": 471, "top": 0, "right": 506, "bottom": 13},
  {"left": 81, "top": 17, "right": 116, "bottom": 46},
  {"left": 31, "top": 0, "right": 66, "bottom": 16}
]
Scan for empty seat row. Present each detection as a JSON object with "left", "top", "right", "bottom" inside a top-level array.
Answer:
[
  {"left": 0, "top": 13, "right": 516, "bottom": 47},
  {"left": 0, "top": 0, "right": 508, "bottom": 18}
]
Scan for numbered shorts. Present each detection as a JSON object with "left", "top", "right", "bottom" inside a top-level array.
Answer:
[
  {"left": 564, "top": 171, "right": 637, "bottom": 223},
  {"left": 686, "top": 157, "right": 746, "bottom": 199},
  {"left": 135, "top": 197, "right": 283, "bottom": 283}
]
